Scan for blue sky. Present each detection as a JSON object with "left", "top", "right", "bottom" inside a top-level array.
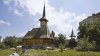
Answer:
[{"left": 0, "top": 0, "right": 100, "bottom": 39}]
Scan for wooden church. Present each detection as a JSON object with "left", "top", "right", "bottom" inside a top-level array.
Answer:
[{"left": 22, "top": 4, "right": 55, "bottom": 49}]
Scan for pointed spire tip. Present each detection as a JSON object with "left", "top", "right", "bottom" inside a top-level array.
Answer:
[{"left": 42, "top": 1, "right": 46, "bottom": 18}]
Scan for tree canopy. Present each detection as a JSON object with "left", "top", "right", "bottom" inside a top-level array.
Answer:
[
  {"left": 78, "top": 21, "right": 100, "bottom": 51},
  {"left": 77, "top": 37, "right": 96, "bottom": 51},
  {"left": 3, "top": 36, "right": 19, "bottom": 48},
  {"left": 58, "top": 34, "right": 66, "bottom": 46}
]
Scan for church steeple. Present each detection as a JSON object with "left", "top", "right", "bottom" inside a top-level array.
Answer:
[
  {"left": 70, "top": 29, "right": 76, "bottom": 39},
  {"left": 42, "top": 3, "right": 46, "bottom": 18},
  {"left": 39, "top": 3, "right": 48, "bottom": 22},
  {"left": 39, "top": 3, "right": 48, "bottom": 28}
]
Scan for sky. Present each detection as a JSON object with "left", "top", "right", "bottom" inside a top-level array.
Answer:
[{"left": 0, "top": 0, "right": 100, "bottom": 39}]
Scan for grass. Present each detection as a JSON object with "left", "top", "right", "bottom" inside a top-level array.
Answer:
[
  {"left": 0, "top": 49, "right": 100, "bottom": 56},
  {"left": 0, "top": 49, "right": 15, "bottom": 56}
]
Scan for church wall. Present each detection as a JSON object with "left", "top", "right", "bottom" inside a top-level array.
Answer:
[{"left": 23, "top": 38, "right": 53, "bottom": 46}]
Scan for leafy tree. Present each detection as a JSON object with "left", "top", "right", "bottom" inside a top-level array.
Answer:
[
  {"left": 3, "top": 36, "right": 18, "bottom": 48},
  {"left": 16, "top": 37, "right": 23, "bottom": 45},
  {"left": 58, "top": 34, "right": 66, "bottom": 47},
  {"left": 77, "top": 37, "right": 96, "bottom": 51},
  {"left": 59, "top": 43, "right": 65, "bottom": 56},
  {"left": 78, "top": 21, "right": 100, "bottom": 51},
  {"left": 0, "top": 43, "right": 5, "bottom": 49},
  {"left": 68, "top": 38, "right": 77, "bottom": 49},
  {"left": 57, "top": 34, "right": 66, "bottom": 56},
  {"left": 78, "top": 23, "right": 88, "bottom": 39}
]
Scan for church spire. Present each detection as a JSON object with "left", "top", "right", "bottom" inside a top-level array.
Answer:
[
  {"left": 39, "top": 2, "right": 48, "bottom": 22},
  {"left": 70, "top": 29, "right": 76, "bottom": 38},
  {"left": 39, "top": 2, "right": 48, "bottom": 27},
  {"left": 42, "top": 3, "right": 46, "bottom": 18}
]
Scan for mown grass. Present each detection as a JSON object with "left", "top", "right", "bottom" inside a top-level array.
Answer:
[
  {"left": 0, "top": 49, "right": 100, "bottom": 56},
  {"left": 21, "top": 49, "right": 100, "bottom": 56},
  {"left": 0, "top": 49, "right": 15, "bottom": 56}
]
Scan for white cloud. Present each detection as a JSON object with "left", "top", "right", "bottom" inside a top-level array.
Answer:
[
  {"left": 19, "top": 33, "right": 25, "bottom": 37},
  {"left": 3, "top": 0, "right": 87, "bottom": 38},
  {"left": 0, "top": 20, "right": 11, "bottom": 26},
  {"left": 3, "top": 0, "right": 11, "bottom": 4},
  {"left": 14, "top": 9, "right": 23, "bottom": 16}
]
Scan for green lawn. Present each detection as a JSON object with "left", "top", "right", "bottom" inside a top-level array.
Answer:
[
  {"left": 0, "top": 49, "right": 100, "bottom": 56},
  {"left": 0, "top": 49, "right": 15, "bottom": 56}
]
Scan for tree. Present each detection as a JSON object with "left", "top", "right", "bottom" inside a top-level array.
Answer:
[
  {"left": 16, "top": 37, "right": 23, "bottom": 45},
  {"left": 59, "top": 43, "right": 65, "bottom": 56},
  {"left": 77, "top": 37, "right": 96, "bottom": 51},
  {"left": 3, "top": 36, "right": 18, "bottom": 48},
  {"left": 68, "top": 38, "right": 77, "bottom": 49},
  {"left": 78, "top": 21, "right": 100, "bottom": 51},
  {"left": 58, "top": 34, "right": 66, "bottom": 56},
  {"left": 0, "top": 43, "right": 5, "bottom": 49},
  {"left": 78, "top": 23, "right": 88, "bottom": 39},
  {"left": 58, "top": 34, "right": 66, "bottom": 47}
]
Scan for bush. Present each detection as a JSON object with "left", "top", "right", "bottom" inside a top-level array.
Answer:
[
  {"left": 77, "top": 37, "right": 96, "bottom": 51},
  {"left": 0, "top": 43, "right": 5, "bottom": 49}
]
